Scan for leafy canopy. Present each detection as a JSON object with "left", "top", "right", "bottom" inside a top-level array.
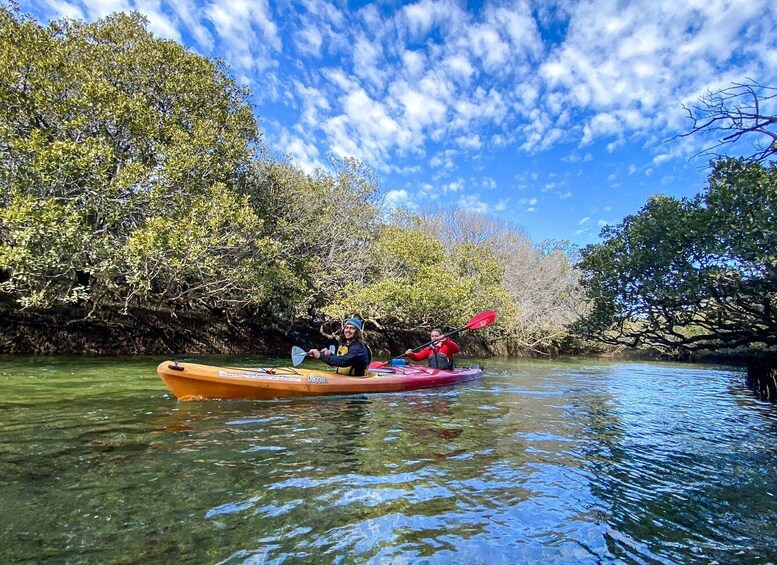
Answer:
[
  {"left": 0, "top": 6, "right": 265, "bottom": 310},
  {"left": 577, "top": 157, "right": 777, "bottom": 355}
]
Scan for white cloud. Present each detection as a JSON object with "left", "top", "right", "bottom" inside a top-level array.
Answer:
[
  {"left": 429, "top": 149, "right": 458, "bottom": 171},
  {"left": 466, "top": 23, "right": 509, "bottom": 72},
  {"left": 442, "top": 53, "right": 475, "bottom": 82},
  {"left": 416, "top": 182, "right": 437, "bottom": 199},
  {"left": 293, "top": 81, "right": 332, "bottom": 126},
  {"left": 168, "top": 0, "right": 213, "bottom": 50},
  {"left": 295, "top": 24, "right": 323, "bottom": 57},
  {"left": 276, "top": 130, "right": 323, "bottom": 174},
  {"left": 82, "top": 0, "right": 131, "bottom": 19},
  {"left": 456, "top": 134, "right": 481, "bottom": 150},
  {"left": 401, "top": 50, "right": 426, "bottom": 79},
  {"left": 206, "top": 0, "right": 281, "bottom": 72},
  {"left": 323, "top": 67, "right": 357, "bottom": 91},
  {"left": 402, "top": 0, "right": 465, "bottom": 39},
  {"left": 391, "top": 81, "right": 448, "bottom": 131},
  {"left": 352, "top": 34, "right": 387, "bottom": 90},
  {"left": 457, "top": 193, "right": 489, "bottom": 213},
  {"left": 35, "top": 0, "right": 88, "bottom": 20},
  {"left": 489, "top": 3, "right": 542, "bottom": 59},
  {"left": 493, "top": 199, "right": 508, "bottom": 212},
  {"left": 17, "top": 0, "right": 777, "bottom": 246},
  {"left": 581, "top": 113, "right": 621, "bottom": 145},
  {"left": 384, "top": 189, "right": 415, "bottom": 209},
  {"left": 443, "top": 178, "right": 465, "bottom": 194}
]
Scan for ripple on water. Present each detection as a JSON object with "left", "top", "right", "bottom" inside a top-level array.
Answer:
[{"left": 1, "top": 357, "right": 776, "bottom": 564}]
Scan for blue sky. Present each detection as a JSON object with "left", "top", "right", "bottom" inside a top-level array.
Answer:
[{"left": 19, "top": 0, "right": 777, "bottom": 247}]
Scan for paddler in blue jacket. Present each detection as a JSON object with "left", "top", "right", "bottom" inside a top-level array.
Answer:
[{"left": 308, "top": 317, "right": 371, "bottom": 376}]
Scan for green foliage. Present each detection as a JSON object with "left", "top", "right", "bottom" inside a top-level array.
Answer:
[
  {"left": 577, "top": 157, "right": 777, "bottom": 354},
  {"left": 0, "top": 4, "right": 587, "bottom": 354},
  {"left": 325, "top": 224, "right": 514, "bottom": 330},
  {"left": 247, "top": 156, "right": 382, "bottom": 316},
  {"left": 122, "top": 183, "right": 302, "bottom": 311},
  {"left": 370, "top": 225, "right": 445, "bottom": 278},
  {"left": 0, "top": 6, "right": 260, "bottom": 310},
  {"left": 581, "top": 195, "right": 704, "bottom": 326},
  {"left": 0, "top": 192, "right": 100, "bottom": 307},
  {"left": 314, "top": 208, "right": 585, "bottom": 353},
  {"left": 705, "top": 158, "right": 777, "bottom": 268}
]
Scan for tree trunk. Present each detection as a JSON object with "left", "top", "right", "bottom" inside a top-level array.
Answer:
[{"left": 746, "top": 358, "right": 777, "bottom": 401}]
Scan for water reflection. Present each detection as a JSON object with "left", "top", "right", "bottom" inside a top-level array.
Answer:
[{"left": 1, "top": 356, "right": 776, "bottom": 563}]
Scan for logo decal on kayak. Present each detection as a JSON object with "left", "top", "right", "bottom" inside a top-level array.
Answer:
[
  {"left": 218, "top": 370, "right": 301, "bottom": 382},
  {"left": 307, "top": 375, "right": 329, "bottom": 384}
]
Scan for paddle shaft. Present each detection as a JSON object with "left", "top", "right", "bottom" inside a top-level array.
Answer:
[
  {"left": 394, "top": 318, "right": 486, "bottom": 360},
  {"left": 385, "top": 310, "right": 495, "bottom": 364}
]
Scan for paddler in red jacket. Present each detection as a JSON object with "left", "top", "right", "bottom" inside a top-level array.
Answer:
[{"left": 405, "top": 328, "right": 460, "bottom": 369}]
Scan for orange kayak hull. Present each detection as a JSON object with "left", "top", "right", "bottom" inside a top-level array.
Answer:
[{"left": 157, "top": 360, "right": 483, "bottom": 401}]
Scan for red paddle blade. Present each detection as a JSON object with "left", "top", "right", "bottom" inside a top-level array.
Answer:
[{"left": 465, "top": 310, "right": 496, "bottom": 330}]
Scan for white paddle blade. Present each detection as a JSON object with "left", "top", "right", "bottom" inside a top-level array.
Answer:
[{"left": 291, "top": 346, "right": 307, "bottom": 367}]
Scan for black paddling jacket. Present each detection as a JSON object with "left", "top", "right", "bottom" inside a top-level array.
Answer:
[{"left": 319, "top": 342, "right": 370, "bottom": 376}]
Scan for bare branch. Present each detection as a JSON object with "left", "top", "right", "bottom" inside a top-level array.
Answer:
[{"left": 671, "top": 80, "right": 777, "bottom": 163}]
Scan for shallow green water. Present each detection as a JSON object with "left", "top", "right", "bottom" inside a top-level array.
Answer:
[{"left": 1, "top": 355, "right": 776, "bottom": 563}]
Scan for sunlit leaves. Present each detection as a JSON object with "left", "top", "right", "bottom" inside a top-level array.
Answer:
[
  {"left": 0, "top": 3, "right": 589, "bottom": 351},
  {"left": 122, "top": 183, "right": 292, "bottom": 310},
  {"left": 327, "top": 219, "right": 527, "bottom": 339},
  {"left": 247, "top": 156, "right": 382, "bottom": 316},
  {"left": 0, "top": 193, "right": 100, "bottom": 307},
  {"left": 0, "top": 6, "right": 261, "bottom": 311}
]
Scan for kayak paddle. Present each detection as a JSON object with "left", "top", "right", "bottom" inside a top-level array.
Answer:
[
  {"left": 291, "top": 346, "right": 307, "bottom": 367},
  {"left": 291, "top": 345, "right": 336, "bottom": 367},
  {"left": 377, "top": 310, "right": 497, "bottom": 367}
]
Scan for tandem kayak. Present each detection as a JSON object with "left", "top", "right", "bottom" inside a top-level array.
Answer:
[{"left": 156, "top": 360, "right": 484, "bottom": 401}]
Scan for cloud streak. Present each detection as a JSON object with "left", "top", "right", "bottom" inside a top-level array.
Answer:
[{"left": 19, "top": 0, "right": 777, "bottom": 244}]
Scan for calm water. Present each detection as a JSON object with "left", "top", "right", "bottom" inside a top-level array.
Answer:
[{"left": 1, "top": 355, "right": 776, "bottom": 564}]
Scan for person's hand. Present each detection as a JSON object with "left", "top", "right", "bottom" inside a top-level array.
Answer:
[
  {"left": 308, "top": 348, "right": 321, "bottom": 359},
  {"left": 405, "top": 349, "right": 413, "bottom": 355}
]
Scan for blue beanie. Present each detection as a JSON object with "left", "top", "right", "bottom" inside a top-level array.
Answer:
[{"left": 345, "top": 317, "right": 363, "bottom": 330}]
